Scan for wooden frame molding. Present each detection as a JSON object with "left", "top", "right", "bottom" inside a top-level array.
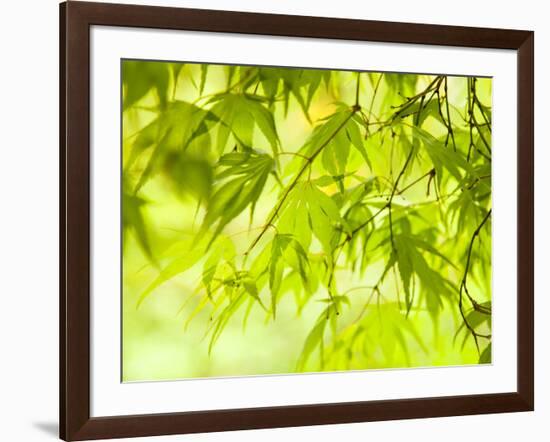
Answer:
[{"left": 60, "top": 2, "right": 534, "bottom": 440}]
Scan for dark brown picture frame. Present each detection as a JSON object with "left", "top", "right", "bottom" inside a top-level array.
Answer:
[{"left": 60, "top": 1, "right": 534, "bottom": 440}]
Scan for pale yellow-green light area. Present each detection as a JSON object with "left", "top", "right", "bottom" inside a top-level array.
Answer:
[{"left": 122, "top": 62, "right": 492, "bottom": 381}]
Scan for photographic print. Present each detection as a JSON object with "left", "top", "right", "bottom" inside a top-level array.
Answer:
[{"left": 121, "top": 60, "right": 492, "bottom": 382}]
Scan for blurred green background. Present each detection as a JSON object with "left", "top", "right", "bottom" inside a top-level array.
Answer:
[{"left": 122, "top": 61, "right": 492, "bottom": 382}]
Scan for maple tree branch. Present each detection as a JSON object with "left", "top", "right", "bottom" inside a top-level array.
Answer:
[
  {"left": 245, "top": 109, "right": 358, "bottom": 256},
  {"left": 458, "top": 208, "right": 492, "bottom": 351}
]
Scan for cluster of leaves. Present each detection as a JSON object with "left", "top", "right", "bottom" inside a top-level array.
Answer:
[{"left": 122, "top": 60, "right": 492, "bottom": 373}]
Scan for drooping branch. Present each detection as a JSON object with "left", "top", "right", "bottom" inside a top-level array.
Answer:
[
  {"left": 472, "top": 93, "right": 492, "bottom": 130},
  {"left": 388, "top": 143, "right": 416, "bottom": 252},
  {"left": 397, "top": 168, "right": 435, "bottom": 195},
  {"left": 244, "top": 108, "right": 358, "bottom": 256},
  {"left": 364, "top": 76, "right": 444, "bottom": 137},
  {"left": 436, "top": 77, "right": 457, "bottom": 150},
  {"left": 467, "top": 78, "right": 491, "bottom": 162},
  {"left": 458, "top": 208, "right": 492, "bottom": 351},
  {"left": 327, "top": 204, "right": 388, "bottom": 297},
  {"left": 390, "top": 76, "right": 443, "bottom": 122}
]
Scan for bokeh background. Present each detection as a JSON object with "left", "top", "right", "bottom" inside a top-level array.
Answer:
[{"left": 122, "top": 61, "right": 492, "bottom": 381}]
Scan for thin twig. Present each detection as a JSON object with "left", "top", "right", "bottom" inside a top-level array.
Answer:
[
  {"left": 245, "top": 109, "right": 358, "bottom": 256},
  {"left": 388, "top": 143, "right": 416, "bottom": 252},
  {"left": 398, "top": 168, "right": 435, "bottom": 195},
  {"left": 443, "top": 77, "right": 457, "bottom": 150},
  {"left": 458, "top": 209, "right": 492, "bottom": 352}
]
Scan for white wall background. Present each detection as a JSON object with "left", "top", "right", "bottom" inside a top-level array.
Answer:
[{"left": 0, "top": 0, "right": 545, "bottom": 441}]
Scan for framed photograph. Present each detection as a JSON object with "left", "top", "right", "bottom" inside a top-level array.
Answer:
[{"left": 60, "top": 1, "right": 534, "bottom": 440}]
